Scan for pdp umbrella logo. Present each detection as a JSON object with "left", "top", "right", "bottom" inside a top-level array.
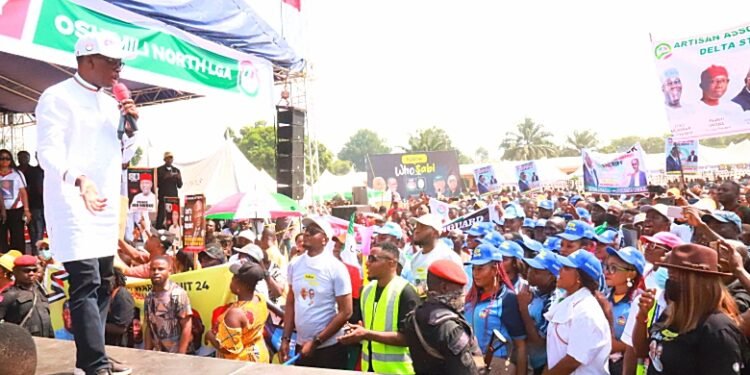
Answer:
[
  {"left": 237, "top": 60, "right": 260, "bottom": 97},
  {"left": 654, "top": 43, "right": 672, "bottom": 60}
]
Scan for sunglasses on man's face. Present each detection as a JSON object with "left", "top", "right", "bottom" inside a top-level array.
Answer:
[
  {"left": 304, "top": 226, "right": 324, "bottom": 236},
  {"left": 367, "top": 254, "right": 394, "bottom": 263}
]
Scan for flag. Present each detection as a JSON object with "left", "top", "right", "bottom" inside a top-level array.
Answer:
[
  {"left": 429, "top": 198, "right": 451, "bottom": 222},
  {"left": 341, "top": 213, "right": 360, "bottom": 269},
  {"left": 282, "top": 0, "right": 301, "bottom": 11}
]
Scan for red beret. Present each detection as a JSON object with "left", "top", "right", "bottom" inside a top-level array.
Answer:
[
  {"left": 13, "top": 255, "right": 37, "bottom": 268},
  {"left": 428, "top": 259, "right": 468, "bottom": 286},
  {"left": 140, "top": 174, "right": 153, "bottom": 182}
]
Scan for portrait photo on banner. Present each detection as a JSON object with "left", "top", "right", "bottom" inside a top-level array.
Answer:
[
  {"left": 515, "top": 161, "right": 540, "bottom": 193},
  {"left": 473, "top": 165, "right": 499, "bottom": 195},
  {"left": 183, "top": 194, "right": 206, "bottom": 252},
  {"left": 653, "top": 22, "right": 750, "bottom": 140},
  {"left": 127, "top": 167, "right": 157, "bottom": 213},
  {"left": 582, "top": 144, "right": 649, "bottom": 194},
  {"left": 665, "top": 137, "right": 698, "bottom": 175}
]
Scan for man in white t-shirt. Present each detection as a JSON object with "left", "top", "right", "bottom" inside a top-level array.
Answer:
[
  {"left": 404, "top": 213, "right": 462, "bottom": 297},
  {"left": 279, "top": 216, "right": 352, "bottom": 369}
]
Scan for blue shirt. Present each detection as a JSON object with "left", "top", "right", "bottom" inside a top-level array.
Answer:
[
  {"left": 465, "top": 286, "right": 526, "bottom": 358},
  {"left": 610, "top": 294, "right": 632, "bottom": 340},
  {"left": 527, "top": 288, "right": 552, "bottom": 369}
]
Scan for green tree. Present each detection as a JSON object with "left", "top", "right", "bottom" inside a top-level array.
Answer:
[
  {"left": 499, "top": 118, "right": 557, "bottom": 160},
  {"left": 329, "top": 159, "right": 353, "bottom": 175},
  {"left": 598, "top": 136, "right": 665, "bottom": 154},
  {"left": 699, "top": 134, "right": 750, "bottom": 147},
  {"left": 338, "top": 129, "right": 391, "bottom": 171},
  {"left": 556, "top": 130, "right": 599, "bottom": 157},
  {"left": 403, "top": 126, "right": 455, "bottom": 152},
  {"left": 474, "top": 147, "right": 490, "bottom": 163},
  {"left": 230, "top": 121, "right": 333, "bottom": 184},
  {"left": 131, "top": 146, "right": 143, "bottom": 166},
  {"left": 457, "top": 151, "right": 473, "bottom": 164}
]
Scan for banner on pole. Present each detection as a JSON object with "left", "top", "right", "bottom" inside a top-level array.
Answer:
[
  {"left": 473, "top": 165, "right": 499, "bottom": 195},
  {"left": 652, "top": 23, "right": 750, "bottom": 140},
  {"left": 515, "top": 161, "right": 540, "bottom": 193},
  {"left": 665, "top": 137, "right": 698, "bottom": 175},
  {"left": 582, "top": 144, "right": 649, "bottom": 194},
  {"left": 127, "top": 168, "right": 157, "bottom": 213},
  {"left": 183, "top": 194, "right": 206, "bottom": 252}
]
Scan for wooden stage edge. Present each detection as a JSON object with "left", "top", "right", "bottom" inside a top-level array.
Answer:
[{"left": 34, "top": 338, "right": 353, "bottom": 375}]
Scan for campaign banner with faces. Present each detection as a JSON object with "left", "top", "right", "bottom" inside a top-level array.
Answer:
[
  {"left": 582, "top": 144, "right": 649, "bottom": 194},
  {"left": 473, "top": 165, "right": 499, "bottom": 195},
  {"left": 515, "top": 161, "right": 540, "bottom": 193},
  {"left": 665, "top": 137, "right": 698, "bottom": 175},
  {"left": 368, "top": 151, "right": 463, "bottom": 198},
  {"left": 163, "top": 196, "right": 181, "bottom": 232},
  {"left": 653, "top": 23, "right": 750, "bottom": 140},
  {"left": 127, "top": 168, "right": 157, "bottom": 213},
  {"left": 183, "top": 194, "right": 206, "bottom": 252}
]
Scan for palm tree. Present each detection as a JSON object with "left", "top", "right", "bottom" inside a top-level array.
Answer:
[
  {"left": 403, "top": 127, "right": 453, "bottom": 152},
  {"left": 500, "top": 118, "right": 557, "bottom": 160},
  {"left": 566, "top": 130, "right": 598, "bottom": 152}
]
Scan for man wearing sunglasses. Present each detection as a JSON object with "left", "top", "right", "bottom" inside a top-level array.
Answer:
[
  {"left": 339, "top": 242, "right": 421, "bottom": 374},
  {"left": 0, "top": 255, "right": 53, "bottom": 338},
  {"left": 35, "top": 31, "right": 137, "bottom": 375}
]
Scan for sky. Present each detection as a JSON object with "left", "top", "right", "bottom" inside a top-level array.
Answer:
[{"left": 22, "top": 1, "right": 750, "bottom": 164}]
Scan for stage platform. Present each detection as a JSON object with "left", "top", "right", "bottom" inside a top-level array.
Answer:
[{"left": 34, "top": 338, "right": 352, "bottom": 375}]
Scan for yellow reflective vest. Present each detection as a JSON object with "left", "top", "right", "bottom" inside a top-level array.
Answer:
[{"left": 360, "top": 277, "right": 415, "bottom": 375}]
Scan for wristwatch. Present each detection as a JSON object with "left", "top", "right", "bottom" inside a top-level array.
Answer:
[{"left": 312, "top": 335, "right": 324, "bottom": 347}]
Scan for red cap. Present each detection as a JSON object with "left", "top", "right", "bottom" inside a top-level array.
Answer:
[
  {"left": 701, "top": 65, "right": 728, "bottom": 81},
  {"left": 428, "top": 259, "right": 468, "bottom": 286},
  {"left": 14, "top": 255, "right": 37, "bottom": 268},
  {"left": 140, "top": 174, "right": 153, "bottom": 182}
]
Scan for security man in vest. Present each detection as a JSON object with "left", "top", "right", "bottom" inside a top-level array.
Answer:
[
  {"left": 338, "top": 242, "right": 421, "bottom": 374},
  {"left": 404, "top": 259, "right": 480, "bottom": 374},
  {"left": 0, "top": 255, "right": 54, "bottom": 338}
]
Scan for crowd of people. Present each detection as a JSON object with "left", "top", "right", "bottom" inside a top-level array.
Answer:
[{"left": 5, "top": 173, "right": 750, "bottom": 374}]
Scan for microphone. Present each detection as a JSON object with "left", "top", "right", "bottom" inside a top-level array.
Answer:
[{"left": 113, "top": 82, "right": 138, "bottom": 140}]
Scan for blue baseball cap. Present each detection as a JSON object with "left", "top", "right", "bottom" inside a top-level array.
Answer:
[
  {"left": 702, "top": 210, "right": 742, "bottom": 233},
  {"left": 498, "top": 240, "right": 524, "bottom": 259},
  {"left": 606, "top": 246, "right": 646, "bottom": 275},
  {"left": 558, "top": 249, "right": 602, "bottom": 280},
  {"left": 594, "top": 229, "right": 618, "bottom": 245},
  {"left": 535, "top": 218, "right": 548, "bottom": 228},
  {"left": 557, "top": 220, "right": 594, "bottom": 241},
  {"left": 469, "top": 243, "right": 501, "bottom": 266},
  {"left": 544, "top": 237, "right": 562, "bottom": 252},
  {"left": 570, "top": 195, "right": 583, "bottom": 206},
  {"left": 503, "top": 203, "right": 526, "bottom": 220},
  {"left": 516, "top": 235, "right": 543, "bottom": 253},
  {"left": 576, "top": 207, "right": 591, "bottom": 221},
  {"left": 523, "top": 250, "right": 562, "bottom": 276},
  {"left": 374, "top": 222, "right": 403, "bottom": 240},
  {"left": 466, "top": 221, "right": 493, "bottom": 237},
  {"left": 538, "top": 200, "right": 555, "bottom": 211},
  {"left": 481, "top": 231, "right": 505, "bottom": 248},
  {"left": 523, "top": 218, "right": 536, "bottom": 228}
]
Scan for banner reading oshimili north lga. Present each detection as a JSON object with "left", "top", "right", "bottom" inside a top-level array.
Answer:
[
  {"left": 0, "top": 0, "right": 272, "bottom": 100},
  {"left": 652, "top": 23, "right": 750, "bottom": 140},
  {"left": 665, "top": 137, "right": 698, "bottom": 175},
  {"left": 582, "top": 144, "right": 649, "bottom": 194}
]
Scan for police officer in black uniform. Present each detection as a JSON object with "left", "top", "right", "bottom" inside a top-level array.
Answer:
[
  {"left": 400, "top": 259, "right": 480, "bottom": 374},
  {"left": 0, "top": 255, "right": 53, "bottom": 338}
]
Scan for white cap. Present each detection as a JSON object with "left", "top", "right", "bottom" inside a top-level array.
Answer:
[
  {"left": 410, "top": 213, "right": 443, "bottom": 233},
  {"left": 74, "top": 31, "right": 129, "bottom": 59},
  {"left": 237, "top": 229, "right": 256, "bottom": 242},
  {"left": 234, "top": 244, "right": 263, "bottom": 263},
  {"left": 633, "top": 213, "right": 646, "bottom": 224},
  {"left": 647, "top": 204, "right": 673, "bottom": 222},
  {"left": 302, "top": 216, "right": 334, "bottom": 239}
]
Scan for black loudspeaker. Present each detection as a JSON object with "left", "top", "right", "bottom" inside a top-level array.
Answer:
[
  {"left": 331, "top": 205, "right": 371, "bottom": 221},
  {"left": 352, "top": 186, "right": 368, "bottom": 205},
  {"left": 276, "top": 106, "right": 305, "bottom": 200}
]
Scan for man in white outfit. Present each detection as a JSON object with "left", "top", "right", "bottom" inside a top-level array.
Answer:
[{"left": 35, "top": 32, "right": 137, "bottom": 375}]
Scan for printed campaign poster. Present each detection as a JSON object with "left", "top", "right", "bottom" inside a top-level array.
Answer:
[
  {"left": 515, "top": 161, "right": 541, "bottom": 193},
  {"left": 665, "top": 137, "right": 698, "bottom": 175},
  {"left": 127, "top": 168, "right": 157, "bottom": 213},
  {"left": 582, "top": 144, "right": 649, "bottom": 194},
  {"left": 162, "top": 197, "right": 182, "bottom": 247},
  {"left": 473, "top": 165, "right": 499, "bottom": 195},
  {"left": 183, "top": 194, "right": 206, "bottom": 252},
  {"left": 653, "top": 23, "right": 750, "bottom": 140},
  {"left": 368, "top": 151, "right": 463, "bottom": 198}
]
